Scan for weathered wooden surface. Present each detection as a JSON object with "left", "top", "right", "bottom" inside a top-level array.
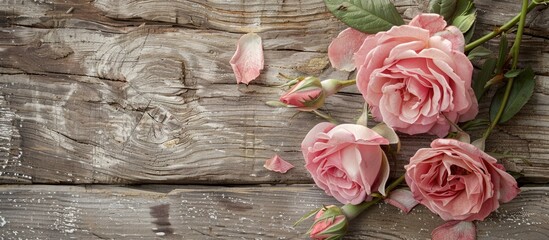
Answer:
[
  {"left": 0, "top": 0, "right": 547, "bottom": 184},
  {"left": 0, "top": 185, "right": 547, "bottom": 239},
  {"left": 1, "top": 0, "right": 548, "bottom": 239}
]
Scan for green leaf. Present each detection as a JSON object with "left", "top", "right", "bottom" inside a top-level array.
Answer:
[
  {"left": 473, "top": 58, "right": 497, "bottom": 101},
  {"left": 467, "top": 46, "right": 492, "bottom": 60},
  {"left": 496, "top": 33, "right": 509, "bottom": 73},
  {"left": 490, "top": 67, "right": 536, "bottom": 123},
  {"left": 452, "top": 0, "right": 475, "bottom": 17},
  {"left": 504, "top": 69, "right": 523, "bottom": 78},
  {"left": 460, "top": 118, "right": 489, "bottom": 131},
  {"left": 490, "top": 89, "right": 505, "bottom": 123},
  {"left": 324, "top": 0, "right": 404, "bottom": 33},
  {"left": 452, "top": 12, "right": 476, "bottom": 33},
  {"left": 449, "top": 0, "right": 476, "bottom": 38},
  {"left": 463, "top": 21, "right": 475, "bottom": 43},
  {"left": 429, "top": 0, "right": 458, "bottom": 20}
]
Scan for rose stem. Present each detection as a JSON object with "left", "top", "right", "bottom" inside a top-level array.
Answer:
[
  {"left": 338, "top": 79, "right": 356, "bottom": 88},
  {"left": 341, "top": 175, "right": 406, "bottom": 220},
  {"left": 312, "top": 110, "right": 338, "bottom": 124},
  {"left": 482, "top": 0, "right": 530, "bottom": 139},
  {"left": 464, "top": 1, "right": 537, "bottom": 52}
]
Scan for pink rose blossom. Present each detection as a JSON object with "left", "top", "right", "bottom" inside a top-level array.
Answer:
[
  {"left": 230, "top": 33, "right": 264, "bottom": 84},
  {"left": 405, "top": 139, "right": 520, "bottom": 221},
  {"left": 328, "top": 27, "right": 369, "bottom": 71},
  {"left": 263, "top": 154, "right": 294, "bottom": 173},
  {"left": 354, "top": 14, "right": 478, "bottom": 137},
  {"left": 302, "top": 123, "right": 390, "bottom": 205}
]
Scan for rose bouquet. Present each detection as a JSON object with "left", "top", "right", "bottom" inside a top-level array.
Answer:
[{"left": 230, "top": 0, "right": 546, "bottom": 239}]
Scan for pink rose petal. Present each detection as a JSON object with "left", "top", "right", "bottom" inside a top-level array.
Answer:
[
  {"left": 264, "top": 154, "right": 294, "bottom": 173},
  {"left": 328, "top": 28, "right": 369, "bottom": 71},
  {"left": 408, "top": 13, "right": 447, "bottom": 34},
  {"left": 230, "top": 33, "right": 264, "bottom": 84},
  {"left": 432, "top": 221, "right": 476, "bottom": 240},
  {"left": 385, "top": 189, "right": 419, "bottom": 213},
  {"left": 435, "top": 26, "right": 466, "bottom": 52}
]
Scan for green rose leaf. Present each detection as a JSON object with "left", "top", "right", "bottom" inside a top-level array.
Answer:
[
  {"left": 463, "top": 21, "right": 476, "bottom": 43},
  {"left": 460, "top": 118, "right": 490, "bottom": 132},
  {"left": 496, "top": 33, "right": 509, "bottom": 73},
  {"left": 452, "top": 0, "right": 475, "bottom": 18},
  {"left": 429, "top": 0, "right": 458, "bottom": 20},
  {"left": 490, "top": 67, "right": 536, "bottom": 124},
  {"left": 473, "top": 58, "right": 497, "bottom": 101},
  {"left": 504, "top": 69, "right": 523, "bottom": 78},
  {"left": 450, "top": 0, "right": 476, "bottom": 34},
  {"left": 452, "top": 12, "right": 476, "bottom": 32},
  {"left": 467, "top": 46, "right": 492, "bottom": 60},
  {"left": 324, "top": 0, "right": 404, "bottom": 33}
]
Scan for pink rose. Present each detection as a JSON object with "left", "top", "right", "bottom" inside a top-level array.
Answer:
[
  {"left": 302, "top": 123, "right": 390, "bottom": 205},
  {"left": 309, "top": 205, "right": 348, "bottom": 240},
  {"left": 354, "top": 14, "right": 478, "bottom": 137},
  {"left": 405, "top": 139, "right": 520, "bottom": 221}
]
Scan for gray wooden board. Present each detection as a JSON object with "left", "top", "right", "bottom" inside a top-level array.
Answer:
[
  {"left": 0, "top": 185, "right": 549, "bottom": 239},
  {"left": 0, "top": 0, "right": 548, "bottom": 184},
  {"left": 0, "top": 185, "right": 547, "bottom": 239}
]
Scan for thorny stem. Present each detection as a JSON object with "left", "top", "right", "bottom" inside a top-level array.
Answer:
[
  {"left": 464, "top": 2, "right": 537, "bottom": 52},
  {"left": 482, "top": 0, "right": 530, "bottom": 139}
]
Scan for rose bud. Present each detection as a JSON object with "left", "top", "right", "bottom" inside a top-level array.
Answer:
[
  {"left": 278, "top": 77, "right": 356, "bottom": 111},
  {"left": 279, "top": 76, "right": 326, "bottom": 111},
  {"left": 308, "top": 205, "right": 348, "bottom": 240}
]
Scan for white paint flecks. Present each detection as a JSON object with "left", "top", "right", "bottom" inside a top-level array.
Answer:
[
  {"left": 52, "top": 205, "right": 80, "bottom": 234},
  {"left": 0, "top": 215, "right": 6, "bottom": 227}
]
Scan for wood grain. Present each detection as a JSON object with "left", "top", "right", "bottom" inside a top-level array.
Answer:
[
  {"left": 0, "top": 185, "right": 547, "bottom": 239},
  {"left": 0, "top": 0, "right": 548, "bottom": 184}
]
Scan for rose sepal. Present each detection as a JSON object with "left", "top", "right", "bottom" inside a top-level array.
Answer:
[{"left": 306, "top": 205, "right": 349, "bottom": 240}]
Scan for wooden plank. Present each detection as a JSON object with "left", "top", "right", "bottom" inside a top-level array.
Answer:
[
  {"left": 0, "top": 185, "right": 547, "bottom": 239},
  {"left": 0, "top": 0, "right": 548, "bottom": 184}
]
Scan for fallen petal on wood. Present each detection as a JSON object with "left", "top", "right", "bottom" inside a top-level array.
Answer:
[
  {"left": 432, "top": 221, "right": 476, "bottom": 240},
  {"left": 230, "top": 33, "right": 264, "bottom": 84},
  {"left": 384, "top": 188, "right": 418, "bottom": 213},
  {"left": 264, "top": 155, "right": 294, "bottom": 173}
]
